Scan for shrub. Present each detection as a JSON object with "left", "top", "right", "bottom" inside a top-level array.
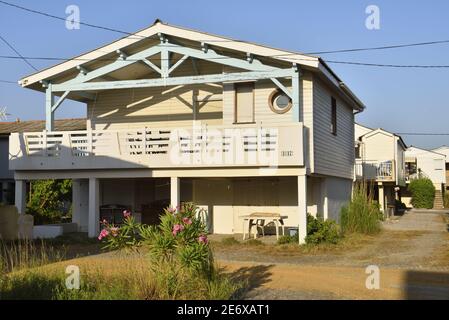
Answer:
[
  {"left": 409, "top": 178, "right": 435, "bottom": 209},
  {"left": 276, "top": 215, "right": 341, "bottom": 245},
  {"left": 305, "top": 214, "right": 341, "bottom": 245},
  {"left": 340, "top": 183, "right": 382, "bottom": 234}
]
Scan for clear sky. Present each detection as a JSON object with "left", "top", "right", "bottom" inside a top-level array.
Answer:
[{"left": 1, "top": 0, "right": 448, "bottom": 149}]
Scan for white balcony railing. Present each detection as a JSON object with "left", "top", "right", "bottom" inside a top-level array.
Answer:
[
  {"left": 355, "top": 159, "right": 395, "bottom": 182},
  {"left": 9, "top": 123, "right": 304, "bottom": 171}
]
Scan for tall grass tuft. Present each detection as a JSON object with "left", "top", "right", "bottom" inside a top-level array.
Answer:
[
  {"left": 0, "top": 239, "right": 65, "bottom": 273},
  {"left": 340, "top": 182, "right": 382, "bottom": 234}
]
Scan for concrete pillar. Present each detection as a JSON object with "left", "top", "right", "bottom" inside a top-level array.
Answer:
[
  {"left": 14, "top": 180, "right": 26, "bottom": 214},
  {"left": 378, "top": 182, "right": 385, "bottom": 213},
  {"left": 72, "top": 179, "right": 89, "bottom": 232},
  {"left": 170, "top": 177, "right": 180, "bottom": 209},
  {"left": 88, "top": 177, "right": 100, "bottom": 238},
  {"left": 297, "top": 175, "right": 307, "bottom": 244},
  {"left": 321, "top": 178, "right": 329, "bottom": 220}
]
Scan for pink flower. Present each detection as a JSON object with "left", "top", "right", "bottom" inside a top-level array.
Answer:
[
  {"left": 182, "top": 217, "right": 192, "bottom": 225},
  {"left": 172, "top": 224, "right": 184, "bottom": 236},
  {"left": 110, "top": 227, "right": 119, "bottom": 237},
  {"left": 167, "top": 207, "right": 176, "bottom": 214},
  {"left": 198, "top": 235, "right": 208, "bottom": 244},
  {"left": 123, "top": 210, "right": 132, "bottom": 218},
  {"left": 98, "top": 229, "right": 109, "bottom": 241}
]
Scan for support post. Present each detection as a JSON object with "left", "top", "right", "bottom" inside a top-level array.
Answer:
[
  {"left": 297, "top": 175, "right": 307, "bottom": 244},
  {"left": 291, "top": 69, "right": 300, "bottom": 122},
  {"left": 14, "top": 180, "right": 26, "bottom": 214},
  {"left": 45, "top": 83, "right": 54, "bottom": 131},
  {"left": 72, "top": 179, "right": 81, "bottom": 230},
  {"left": 378, "top": 182, "right": 385, "bottom": 214},
  {"left": 170, "top": 177, "right": 180, "bottom": 209},
  {"left": 321, "top": 178, "right": 329, "bottom": 221},
  {"left": 88, "top": 177, "right": 100, "bottom": 238}
]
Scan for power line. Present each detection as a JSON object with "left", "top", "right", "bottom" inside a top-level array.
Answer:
[
  {"left": 0, "top": 54, "right": 448, "bottom": 69},
  {"left": 0, "top": 79, "right": 16, "bottom": 84},
  {"left": 396, "top": 133, "right": 449, "bottom": 136},
  {"left": 0, "top": 34, "right": 37, "bottom": 71},
  {"left": 304, "top": 40, "right": 449, "bottom": 55},
  {"left": 2, "top": 0, "right": 449, "bottom": 57}
]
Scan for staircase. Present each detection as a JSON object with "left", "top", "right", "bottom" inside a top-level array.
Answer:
[{"left": 433, "top": 190, "right": 444, "bottom": 209}]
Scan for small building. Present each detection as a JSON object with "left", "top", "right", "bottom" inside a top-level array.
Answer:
[
  {"left": 354, "top": 123, "right": 407, "bottom": 215},
  {"left": 432, "top": 146, "right": 449, "bottom": 192},
  {"left": 403, "top": 146, "right": 446, "bottom": 209}
]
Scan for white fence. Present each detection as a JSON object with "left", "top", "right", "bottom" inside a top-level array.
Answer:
[{"left": 10, "top": 123, "right": 304, "bottom": 170}]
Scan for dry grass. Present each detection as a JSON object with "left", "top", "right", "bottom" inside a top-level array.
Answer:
[{"left": 212, "top": 232, "right": 376, "bottom": 258}]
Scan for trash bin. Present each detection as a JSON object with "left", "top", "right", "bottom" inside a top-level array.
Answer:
[
  {"left": 289, "top": 227, "right": 299, "bottom": 237},
  {"left": 100, "top": 204, "right": 130, "bottom": 225}
]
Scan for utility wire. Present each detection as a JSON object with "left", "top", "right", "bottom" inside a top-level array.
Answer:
[
  {"left": 1, "top": 0, "right": 449, "bottom": 56},
  {"left": 0, "top": 79, "right": 16, "bottom": 84},
  {"left": 0, "top": 54, "right": 448, "bottom": 69},
  {"left": 0, "top": 34, "right": 37, "bottom": 71}
]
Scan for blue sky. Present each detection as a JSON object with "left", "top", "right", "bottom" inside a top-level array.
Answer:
[{"left": 0, "top": 0, "right": 448, "bottom": 149}]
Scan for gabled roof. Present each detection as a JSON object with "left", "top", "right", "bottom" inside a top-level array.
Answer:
[
  {"left": 0, "top": 118, "right": 86, "bottom": 137},
  {"left": 18, "top": 20, "right": 365, "bottom": 110},
  {"left": 356, "top": 123, "right": 407, "bottom": 149},
  {"left": 406, "top": 146, "right": 446, "bottom": 158}
]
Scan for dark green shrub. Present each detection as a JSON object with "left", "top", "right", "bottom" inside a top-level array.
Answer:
[
  {"left": 409, "top": 178, "right": 435, "bottom": 209},
  {"left": 277, "top": 215, "right": 341, "bottom": 245},
  {"left": 305, "top": 215, "right": 341, "bottom": 245},
  {"left": 340, "top": 183, "right": 381, "bottom": 234}
]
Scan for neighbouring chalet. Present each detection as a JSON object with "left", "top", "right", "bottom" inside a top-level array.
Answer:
[
  {"left": 354, "top": 123, "right": 407, "bottom": 215},
  {"left": 10, "top": 20, "right": 365, "bottom": 243}
]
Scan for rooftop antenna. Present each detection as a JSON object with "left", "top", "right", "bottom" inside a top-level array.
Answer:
[{"left": 0, "top": 107, "right": 11, "bottom": 121}]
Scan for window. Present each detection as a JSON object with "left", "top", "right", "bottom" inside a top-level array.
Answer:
[
  {"left": 234, "top": 82, "right": 255, "bottom": 123},
  {"left": 269, "top": 89, "right": 292, "bottom": 114},
  {"left": 331, "top": 97, "right": 337, "bottom": 135}
]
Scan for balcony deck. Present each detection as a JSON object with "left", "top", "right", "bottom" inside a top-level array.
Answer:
[
  {"left": 355, "top": 159, "right": 395, "bottom": 182},
  {"left": 9, "top": 123, "right": 304, "bottom": 171}
]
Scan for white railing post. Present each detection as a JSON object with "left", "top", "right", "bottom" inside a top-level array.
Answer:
[{"left": 42, "top": 130, "right": 48, "bottom": 157}]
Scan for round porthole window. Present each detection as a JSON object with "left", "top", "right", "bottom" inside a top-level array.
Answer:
[{"left": 269, "top": 89, "right": 292, "bottom": 114}]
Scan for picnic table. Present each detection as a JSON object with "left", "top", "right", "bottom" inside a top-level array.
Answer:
[{"left": 240, "top": 212, "right": 288, "bottom": 240}]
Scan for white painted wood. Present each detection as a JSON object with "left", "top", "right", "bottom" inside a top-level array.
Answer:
[
  {"left": 170, "top": 177, "right": 180, "bottom": 209},
  {"left": 297, "top": 175, "right": 307, "bottom": 244},
  {"left": 14, "top": 180, "right": 26, "bottom": 214},
  {"left": 88, "top": 177, "right": 100, "bottom": 238}
]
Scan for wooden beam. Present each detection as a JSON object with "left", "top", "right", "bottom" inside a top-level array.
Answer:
[
  {"left": 59, "top": 45, "right": 163, "bottom": 87},
  {"left": 161, "top": 46, "right": 170, "bottom": 78},
  {"left": 45, "top": 83, "right": 54, "bottom": 131},
  {"left": 291, "top": 70, "right": 300, "bottom": 122},
  {"left": 141, "top": 59, "right": 162, "bottom": 74},
  {"left": 270, "top": 78, "right": 292, "bottom": 99},
  {"left": 53, "top": 69, "right": 293, "bottom": 92},
  {"left": 51, "top": 91, "right": 70, "bottom": 112},
  {"left": 168, "top": 54, "right": 189, "bottom": 75},
  {"left": 167, "top": 43, "right": 274, "bottom": 72}
]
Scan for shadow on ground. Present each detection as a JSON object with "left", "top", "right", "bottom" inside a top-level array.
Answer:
[
  {"left": 224, "top": 264, "right": 273, "bottom": 298},
  {"left": 404, "top": 270, "right": 449, "bottom": 299}
]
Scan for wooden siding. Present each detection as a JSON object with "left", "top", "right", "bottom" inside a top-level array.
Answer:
[
  {"left": 223, "top": 79, "right": 294, "bottom": 125},
  {"left": 88, "top": 84, "right": 223, "bottom": 130},
  {"left": 312, "top": 77, "right": 354, "bottom": 179}
]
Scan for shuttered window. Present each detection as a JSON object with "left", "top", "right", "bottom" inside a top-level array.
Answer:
[
  {"left": 331, "top": 97, "right": 337, "bottom": 135},
  {"left": 235, "top": 82, "right": 254, "bottom": 123}
]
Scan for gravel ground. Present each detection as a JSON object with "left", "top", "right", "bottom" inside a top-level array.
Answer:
[{"left": 216, "top": 210, "right": 449, "bottom": 299}]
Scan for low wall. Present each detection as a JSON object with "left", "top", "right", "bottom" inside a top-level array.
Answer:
[{"left": 33, "top": 223, "right": 78, "bottom": 239}]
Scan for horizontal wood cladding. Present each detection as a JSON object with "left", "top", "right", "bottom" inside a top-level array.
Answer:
[{"left": 312, "top": 77, "right": 354, "bottom": 179}]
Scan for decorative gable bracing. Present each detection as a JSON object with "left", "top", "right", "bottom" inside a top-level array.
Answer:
[{"left": 19, "top": 20, "right": 364, "bottom": 131}]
